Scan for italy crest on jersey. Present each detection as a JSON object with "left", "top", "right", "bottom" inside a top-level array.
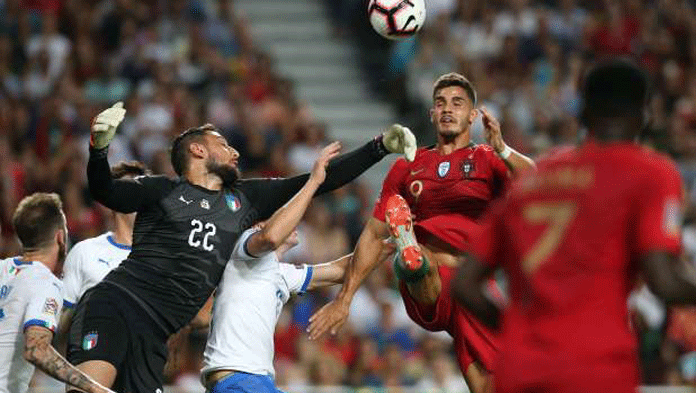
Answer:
[
  {"left": 83, "top": 332, "right": 98, "bottom": 350},
  {"left": 438, "top": 161, "right": 450, "bottom": 177},
  {"left": 225, "top": 192, "right": 241, "bottom": 212}
]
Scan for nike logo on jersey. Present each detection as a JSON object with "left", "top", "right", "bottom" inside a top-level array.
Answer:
[
  {"left": 410, "top": 169, "right": 424, "bottom": 176},
  {"left": 97, "top": 258, "right": 109, "bottom": 266},
  {"left": 179, "top": 195, "right": 193, "bottom": 205}
]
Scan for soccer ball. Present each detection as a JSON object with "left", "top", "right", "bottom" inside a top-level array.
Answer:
[{"left": 368, "top": 0, "right": 426, "bottom": 40}]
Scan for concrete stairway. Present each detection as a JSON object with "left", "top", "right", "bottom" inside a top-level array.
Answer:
[{"left": 234, "top": 0, "right": 399, "bottom": 194}]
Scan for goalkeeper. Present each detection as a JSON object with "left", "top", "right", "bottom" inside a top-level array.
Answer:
[{"left": 66, "top": 102, "right": 417, "bottom": 393}]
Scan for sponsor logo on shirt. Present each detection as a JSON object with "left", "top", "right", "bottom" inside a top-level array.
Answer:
[
  {"left": 43, "top": 298, "right": 58, "bottom": 316},
  {"left": 83, "top": 332, "right": 98, "bottom": 350},
  {"left": 438, "top": 161, "right": 450, "bottom": 177},
  {"left": 201, "top": 199, "right": 210, "bottom": 210},
  {"left": 225, "top": 193, "right": 241, "bottom": 212},
  {"left": 179, "top": 195, "right": 193, "bottom": 205}
]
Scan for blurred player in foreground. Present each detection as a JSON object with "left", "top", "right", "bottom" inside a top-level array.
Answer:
[
  {"left": 309, "top": 72, "right": 535, "bottom": 393},
  {"left": 452, "top": 60, "right": 696, "bottom": 392},
  {"left": 0, "top": 193, "right": 115, "bottom": 393}
]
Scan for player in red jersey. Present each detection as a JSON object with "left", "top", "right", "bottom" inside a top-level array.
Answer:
[
  {"left": 452, "top": 60, "right": 696, "bottom": 393},
  {"left": 308, "top": 73, "right": 535, "bottom": 392}
]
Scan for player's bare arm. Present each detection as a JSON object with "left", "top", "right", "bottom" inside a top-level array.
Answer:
[
  {"left": 308, "top": 241, "right": 396, "bottom": 290},
  {"left": 308, "top": 217, "right": 391, "bottom": 339},
  {"left": 246, "top": 142, "right": 341, "bottom": 256},
  {"left": 641, "top": 251, "right": 696, "bottom": 304},
  {"left": 451, "top": 253, "right": 501, "bottom": 329},
  {"left": 480, "top": 107, "right": 535, "bottom": 174},
  {"left": 24, "top": 326, "right": 115, "bottom": 393},
  {"left": 53, "top": 308, "right": 75, "bottom": 353},
  {"left": 189, "top": 293, "right": 214, "bottom": 329},
  {"left": 307, "top": 253, "right": 353, "bottom": 290}
]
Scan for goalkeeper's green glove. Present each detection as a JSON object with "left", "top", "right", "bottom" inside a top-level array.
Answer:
[
  {"left": 382, "top": 124, "right": 417, "bottom": 162},
  {"left": 90, "top": 102, "right": 126, "bottom": 150}
]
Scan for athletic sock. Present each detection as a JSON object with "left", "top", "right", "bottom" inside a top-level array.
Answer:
[{"left": 393, "top": 252, "right": 430, "bottom": 283}]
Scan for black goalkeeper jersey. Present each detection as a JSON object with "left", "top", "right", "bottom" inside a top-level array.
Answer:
[{"left": 87, "top": 139, "right": 389, "bottom": 335}]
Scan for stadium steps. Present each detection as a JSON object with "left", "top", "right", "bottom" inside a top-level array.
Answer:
[{"left": 235, "top": 0, "right": 398, "bottom": 195}]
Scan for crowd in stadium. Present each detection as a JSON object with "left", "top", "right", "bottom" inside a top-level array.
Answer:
[{"left": 1, "top": 0, "right": 696, "bottom": 391}]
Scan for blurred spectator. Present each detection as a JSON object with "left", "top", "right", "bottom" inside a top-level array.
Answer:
[
  {"left": 415, "top": 350, "right": 470, "bottom": 393},
  {"left": 288, "top": 121, "right": 327, "bottom": 174}
]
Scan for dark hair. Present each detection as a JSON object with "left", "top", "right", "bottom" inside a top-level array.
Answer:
[
  {"left": 433, "top": 73, "right": 477, "bottom": 106},
  {"left": 170, "top": 124, "right": 219, "bottom": 176},
  {"left": 582, "top": 60, "right": 648, "bottom": 122},
  {"left": 12, "top": 193, "right": 65, "bottom": 251},
  {"left": 111, "top": 161, "right": 149, "bottom": 180}
]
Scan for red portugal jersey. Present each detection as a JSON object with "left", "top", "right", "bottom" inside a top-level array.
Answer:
[
  {"left": 474, "top": 141, "right": 683, "bottom": 390},
  {"left": 373, "top": 144, "right": 510, "bottom": 250}
]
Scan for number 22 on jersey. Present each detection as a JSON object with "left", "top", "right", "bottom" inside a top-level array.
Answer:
[
  {"left": 188, "top": 219, "right": 217, "bottom": 251},
  {"left": 522, "top": 202, "right": 577, "bottom": 275}
]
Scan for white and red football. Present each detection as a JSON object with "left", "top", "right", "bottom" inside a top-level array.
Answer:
[{"left": 368, "top": 0, "right": 426, "bottom": 40}]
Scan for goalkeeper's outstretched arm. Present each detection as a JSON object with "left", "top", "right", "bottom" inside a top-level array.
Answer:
[
  {"left": 240, "top": 124, "right": 417, "bottom": 221},
  {"left": 87, "top": 103, "right": 160, "bottom": 213}
]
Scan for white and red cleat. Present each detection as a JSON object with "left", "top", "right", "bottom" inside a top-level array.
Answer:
[{"left": 385, "top": 195, "right": 428, "bottom": 280}]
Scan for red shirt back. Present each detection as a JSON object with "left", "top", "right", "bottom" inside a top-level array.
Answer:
[
  {"left": 373, "top": 144, "right": 509, "bottom": 250},
  {"left": 474, "top": 141, "right": 683, "bottom": 378}
]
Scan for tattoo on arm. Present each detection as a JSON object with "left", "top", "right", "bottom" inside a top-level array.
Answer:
[{"left": 24, "top": 326, "right": 99, "bottom": 393}]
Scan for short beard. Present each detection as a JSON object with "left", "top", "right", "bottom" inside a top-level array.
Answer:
[
  {"left": 438, "top": 128, "right": 460, "bottom": 143},
  {"left": 206, "top": 159, "right": 241, "bottom": 188}
]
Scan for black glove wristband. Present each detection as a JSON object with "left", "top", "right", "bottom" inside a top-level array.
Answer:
[
  {"left": 89, "top": 146, "right": 109, "bottom": 160},
  {"left": 370, "top": 134, "right": 390, "bottom": 160}
]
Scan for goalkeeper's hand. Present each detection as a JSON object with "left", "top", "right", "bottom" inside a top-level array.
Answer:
[
  {"left": 90, "top": 102, "right": 126, "bottom": 150},
  {"left": 382, "top": 124, "right": 417, "bottom": 162}
]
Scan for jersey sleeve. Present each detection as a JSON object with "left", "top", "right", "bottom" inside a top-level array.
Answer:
[
  {"left": 88, "top": 149, "right": 172, "bottom": 213},
  {"left": 633, "top": 160, "right": 684, "bottom": 255},
  {"left": 61, "top": 243, "right": 84, "bottom": 308},
  {"left": 23, "top": 271, "right": 63, "bottom": 333},
  {"left": 279, "top": 263, "right": 313, "bottom": 296},
  {"left": 490, "top": 151, "right": 511, "bottom": 197},
  {"left": 231, "top": 228, "right": 273, "bottom": 260},
  {"left": 372, "top": 158, "right": 410, "bottom": 222},
  {"left": 238, "top": 139, "right": 387, "bottom": 221}
]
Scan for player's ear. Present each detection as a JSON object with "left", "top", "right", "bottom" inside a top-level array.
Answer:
[
  {"left": 188, "top": 141, "right": 207, "bottom": 159},
  {"left": 429, "top": 107, "right": 436, "bottom": 124},
  {"left": 468, "top": 108, "right": 478, "bottom": 125},
  {"left": 55, "top": 226, "right": 68, "bottom": 254}
]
